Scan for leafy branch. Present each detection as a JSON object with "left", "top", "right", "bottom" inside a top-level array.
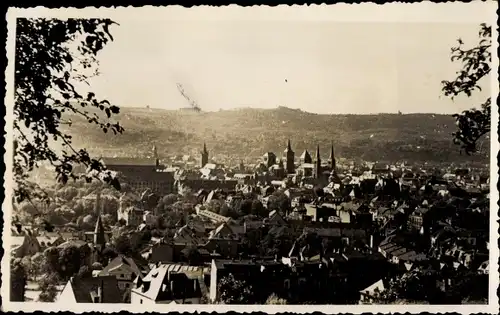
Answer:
[
  {"left": 441, "top": 23, "right": 492, "bottom": 155},
  {"left": 14, "top": 18, "right": 123, "bottom": 203}
]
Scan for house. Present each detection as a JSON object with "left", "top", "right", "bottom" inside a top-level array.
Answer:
[
  {"left": 359, "top": 279, "right": 385, "bottom": 304},
  {"left": 141, "top": 211, "right": 156, "bottom": 226},
  {"left": 11, "top": 235, "right": 41, "bottom": 258},
  {"left": 195, "top": 206, "right": 230, "bottom": 224},
  {"left": 98, "top": 255, "right": 149, "bottom": 302},
  {"left": 408, "top": 207, "right": 430, "bottom": 230},
  {"left": 118, "top": 206, "right": 144, "bottom": 227},
  {"left": 36, "top": 233, "right": 65, "bottom": 249},
  {"left": 131, "top": 263, "right": 205, "bottom": 304},
  {"left": 146, "top": 242, "right": 175, "bottom": 263},
  {"left": 102, "top": 155, "right": 175, "bottom": 195},
  {"left": 208, "top": 223, "right": 236, "bottom": 240},
  {"left": 58, "top": 275, "right": 123, "bottom": 303},
  {"left": 267, "top": 210, "right": 287, "bottom": 226}
]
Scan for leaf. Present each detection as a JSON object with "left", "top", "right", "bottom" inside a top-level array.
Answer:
[{"left": 109, "top": 105, "right": 120, "bottom": 114}]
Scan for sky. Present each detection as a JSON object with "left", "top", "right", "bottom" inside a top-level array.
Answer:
[{"left": 57, "top": 4, "right": 495, "bottom": 114}]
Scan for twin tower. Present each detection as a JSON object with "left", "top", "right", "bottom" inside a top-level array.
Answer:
[
  {"left": 200, "top": 140, "right": 336, "bottom": 178},
  {"left": 283, "top": 139, "right": 336, "bottom": 177}
]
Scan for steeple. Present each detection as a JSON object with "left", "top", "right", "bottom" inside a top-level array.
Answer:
[
  {"left": 152, "top": 143, "right": 159, "bottom": 167},
  {"left": 94, "top": 192, "right": 105, "bottom": 251},
  {"left": 152, "top": 143, "right": 158, "bottom": 158},
  {"left": 94, "top": 215, "right": 106, "bottom": 251},
  {"left": 300, "top": 150, "right": 312, "bottom": 164},
  {"left": 329, "top": 142, "right": 336, "bottom": 171},
  {"left": 315, "top": 145, "right": 321, "bottom": 178},
  {"left": 284, "top": 139, "right": 295, "bottom": 174},
  {"left": 284, "top": 139, "right": 293, "bottom": 153},
  {"left": 201, "top": 142, "right": 209, "bottom": 168}
]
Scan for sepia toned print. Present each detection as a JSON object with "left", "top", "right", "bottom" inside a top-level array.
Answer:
[{"left": 2, "top": 3, "right": 499, "bottom": 314}]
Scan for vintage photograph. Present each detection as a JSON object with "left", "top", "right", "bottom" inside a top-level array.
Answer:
[{"left": 2, "top": 3, "right": 498, "bottom": 313}]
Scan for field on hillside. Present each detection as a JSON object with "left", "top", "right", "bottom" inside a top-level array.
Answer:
[{"left": 60, "top": 106, "right": 489, "bottom": 164}]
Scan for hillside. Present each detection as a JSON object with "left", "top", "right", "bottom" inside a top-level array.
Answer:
[{"left": 61, "top": 106, "right": 489, "bottom": 164}]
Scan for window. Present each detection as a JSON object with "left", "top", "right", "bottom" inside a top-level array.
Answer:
[
  {"left": 125, "top": 283, "right": 130, "bottom": 288},
  {"left": 140, "top": 299, "right": 143, "bottom": 304}
]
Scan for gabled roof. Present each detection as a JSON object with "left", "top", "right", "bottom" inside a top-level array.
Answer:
[
  {"left": 360, "top": 279, "right": 385, "bottom": 295},
  {"left": 134, "top": 264, "right": 203, "bottom": 301},
  {"left": 67, "top": 275, "right": 123, "bottom": 303},
  {"left": 99, "top": 255, "right": 145, "bottom": 279},
  {"left": 263, "top": 152, "right": 276, "bottom": 158},
  {"left": 300, "top": 150, "right": 312, "bottom": 160}
]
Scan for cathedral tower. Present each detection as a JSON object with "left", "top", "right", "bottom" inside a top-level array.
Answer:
[
  {"left": 284, "top": 139, "right": 295, "bottom": 174},
  {"left": 94, "top": 192, "right": 106, "bottom": 252},
  {"left": 201, "top": 142, "right": 209, "bottom": 168},
  {"left": 329, "top": 142, "right": 336, "bottom": 172},
  {"left": 152, "top": 143, "right": 159, "bottom": 167},
  {"left": 315, "top": 145, "right": 321, "bottom": 179}
]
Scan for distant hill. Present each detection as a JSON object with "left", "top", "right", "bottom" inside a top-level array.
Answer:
[{"left": 61, "top": 106, "right": 489, "bottom": 164}]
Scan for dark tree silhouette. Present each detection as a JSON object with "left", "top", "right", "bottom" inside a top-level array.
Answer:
[
  {"left": 38, "top": 273, "right": 59, "bottom": 302},
  {"left": 184, "top": 246, "right": 203, "bottom": 265},
  {"left": 442, "top": 23, "right": 492, "bottom": 155},
  {"left": 14, "top": 18, "right": 123, "bottom": 203},
  {"left": 217, "top": 273, "right": 255, "bottom": 304},
  {"left": 10, "top": 258, "right": 27, "bottom": 301}
]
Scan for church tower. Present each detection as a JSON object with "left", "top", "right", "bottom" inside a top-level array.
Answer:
[
  {"left": 201, "top": 142, "right": 209, "bottom": 168},
  {"left": 329, "top": 142, "right": 336, "bottom": 172},
  {"left": 94, "top": 192, "right": 106, "bottom": 252},
  {"left": 315, "top": 145, "right": 321, "bottom": 179},
  {"left": 284, "top": 139, "right": 295, "bottom": 174},
  {"left": 152, "top": 143, "right": 159, "bottom": 167}
]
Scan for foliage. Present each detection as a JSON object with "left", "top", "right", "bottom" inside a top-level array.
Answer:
[
  {"left": 14, "top": 18, "right": 123, "bottom": 203},
  {"left": 217, "top": 273, "right": 255, "bottom": 304},
  {"left": 91, "top": 262, "right": 104, "bottom": 270},
  {"left": 184, "top": 246, "right": 203, "bottom": 265},
  {"left": 250, "top": 199, "right": 267, "bottom": 217},
  {"left": 38, "top": 273, "right": 59, "bottom": 302},
  {"left": 267, "top": 191, "right": 291, "bottom": 214},
  {"left": 30, "top": 252, "right": 48, "bottom": 280},
  {"left": 265, "top": 293, "right": 287, "bottom": 305},
  {"left": 114, "top": 234, "right": 133, "bottom": 255},
  {"left": 101, "top": 246, "right": 119, "bottom": 263},
  {"left": 44, "top": 245, "right": 89, "bottom": 280},
  {"left": 38, "top": 285, "right": 58, "bottom": 302},
  {"left": 442, "top": 23, "right": 492, "bottom": 155},
  {"left": 10, "top": 258, "right": 27, "bottom": 301}
]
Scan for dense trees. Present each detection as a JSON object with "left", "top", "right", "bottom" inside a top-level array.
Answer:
[
  {"left": 43, "top": 245, "right": 91, "bottom": 281},
  {"left": 14, "top": 18, "right": 122, "bottom": 203},
  {"left": 38, "top": 273, "right": 59, "bottom": 302},
  {"left": 10, "top": 258, "right": 27, "bottom": 301},
  {"left": 267, "top": 191, "right": 291, "bottom": 214},
  {"left": 442, "top": 23, "right": 492, "bottom": 155},
  {"left": 217, "top": 273, "right": 255, "bottom": 304}
]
